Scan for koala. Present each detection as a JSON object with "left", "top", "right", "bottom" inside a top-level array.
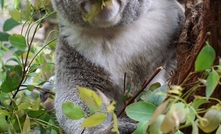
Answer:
[{"left": 51, "top": 0, "right": 184, "bottom": 133}]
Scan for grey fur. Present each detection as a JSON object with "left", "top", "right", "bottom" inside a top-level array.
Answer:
[{"left": 51, "top": 0, "right": 184, "bottom": 133}]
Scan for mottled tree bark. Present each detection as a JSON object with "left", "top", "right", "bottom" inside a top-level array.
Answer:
[{"left": 171, "top": 0, "right": 221, "bottom": 133}]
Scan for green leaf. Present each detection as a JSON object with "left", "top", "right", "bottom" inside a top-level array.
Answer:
[
  {"left": 9, "top": 9, "right": 22, "bottom": 22},
  {"left": 27, "top": 110, "right": 46, "bottom": 118},
  {"left": 22, "top": 116, "right": 30, "bottom": 134},
  {"left": 0, "top": 32, "right": 10, "bottom": 41},
  {"left": 77, "top": 86, "right": 102, "bottom": 110},
  {"left": 216, "top": 125, "right": 221, "bottom": 134},
  {"left": 0, "top": 0, "right": 4, "bottom": 9},
  {"left": 126, "top": 101, "right": 156, "bottom": 122},
  {"left": 148, "top": 100, "right": 169, "bottom": 125},
  {"left": 62, "top": 102, "right": 85, "bottom": 120},
  {"left": 191, "top": 99, "right": 209, "bottom": 110},
  {"left": 82, "top": 113, "right": 106, "bottom": 128},
  {"left": 189, "top": 118, "right": 199, "bottom": 134},
  {"left": 111, "top": 112, "right": 119, "bottom": 134},
  {"left": 82, "top": 1, "right": 102, "bottom": 23},
  {"left": 27, "top": 85, "right": 35, "bottom": 91},
  {"left": 140, "top": 90, "right": 152, "bottom": 102},
  {"left": 146, "top": 85, "right": 167, "bottom": 106},
  {"left": 175, "top": 130, "right": 184, "bottom": 134},
  {"left": 0, "top": 116, "right": 8, "bottom": 132},
  {"left": 148, "top": 115, "right": 164, "bottom": 134},
  {"left": 18, "top": 102, "right": 30, "bottom": 110},
  {"left": 29, "top": 64, "right": 41, "bottom": 73},
  {"left": 186, "top": 99, "right": 208, "bottom": 125},
  {"left": 198, "top": 109, "right": 221, "bottom": 133},
  {"left": 48, "top": 40, "right": 57, "bottom": 51},
  {"left": 6, "top": 57, "right": 22, "bottom": 66},
  {"left": 3, "top": 18, "right": 21, "bottom": 31},
  {"left": 21, "top": 2, "right": 32, "bottom": 20},
  {"left": 9, "top": 34, "right": 27, "bottom": 51},
  {"left": 133, "top": 121, "right": 149, "bottom": 134},
  {"left": 195, "top": 44, "right": 215, "bottom": 71},
  {"left": 32, "top": 97, "right": 40, "bottom": 110},
  {"left": 1, "top": 65, "right": 23, "bottom": 93},
  {"left": 206, "top": 69, "right": 219, "bottom": 99},
  {"left": 148, "top": 82, "right": 161, "bottom": 91}
]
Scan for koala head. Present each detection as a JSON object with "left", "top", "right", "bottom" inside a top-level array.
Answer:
[{"left": 51, "top": 0, "right": 152, "bottom": 28}]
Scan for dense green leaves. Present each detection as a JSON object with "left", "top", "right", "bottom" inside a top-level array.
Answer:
[
  {"left": 0, "top": 1, "right": 59, "bottom": 133},
  {"left": 195, "top": 44, "right": 215, "bottom": 71}
]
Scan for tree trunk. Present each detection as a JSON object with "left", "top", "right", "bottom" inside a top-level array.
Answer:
[{"left": 171, "top": 0, "right": 221, "bottom": 133}]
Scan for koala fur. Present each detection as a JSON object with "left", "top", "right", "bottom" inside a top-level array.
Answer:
[{"left": 51, "top": 0, "right": 184, "bottom": 133}]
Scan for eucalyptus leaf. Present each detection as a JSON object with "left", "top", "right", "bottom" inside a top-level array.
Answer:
[
  {"left": 146, "top": 85, "right": 167, "bottom": 106},
  {"left": 133, "top": 121, "right": 149, "bottom": 134},
  {"left": 195, "top": 44, "right": 215, "bottom": 71},
  {"left": 206, "top": 69, "right": 219, "bottom": 99},
  {"left": 126, "top": 101, "right": 156, "bottom": 122},
  {"left": 3, "top": 18, "right": 21, "bottom": 31},
  {"left": 1, "top": 65, "right": 23, "bottom": 93},
  {"left": 22, "top": 116, "right": 30, "bottom": 134},
  {"left": 0, "top": 0, "right": 4, "bottom": 9},
  {"left": 216, "top": 125, "right": 221, "bottom": 134},
  {"left": 9, "top": 34, "right": 27, "bottom": 51},
  {"left": 82, "top": 113, "right": 106, "bottom": 128},
  {"left": 77, "top": 86, "right": 102, "bottom": 110},
  {"left": 198, "top": 109, "right": 221, "bottom": 133},
  {"left": 0, "top": 32, "right": 10, "bottom": 41},
  {"left": 186, "top": 99, "right": 208, "bottom": 125},
  {"left": 148, "top": 115, "right": 164, "bottom": 134},
  {"left": 9, "top": 9, "right": 22, "bottom": 22},
  {"left": 0, "top": 116, "right": 8, "bottom": 132},
  {"left": 62, "top": 102, "right": 85, "bottom": 120},
  {"left": 112, "top": 113, "right": 119, "bottom": 134}
]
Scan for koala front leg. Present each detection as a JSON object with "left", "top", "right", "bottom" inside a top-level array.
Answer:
[{"left": 54, "top": 84, "right": 136, "bottom": 134}]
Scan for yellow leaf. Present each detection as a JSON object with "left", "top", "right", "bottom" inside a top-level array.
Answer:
[
  {"left": 32, "top": 97, "right": 40, "bottom": 110},
  {"left": 96, "top": 89, "right": 116, "bottom": 112},
  {"left": 22, "top": 116, "right": 30, "bottom": 134},
  {"left": 77, "top": 86, "right": 102, "bottom": 110},
  {"left": 149, "top": 100, "right": 169, "bottom": 125},
  {"left": 82, "top": 113, "right": 106, "bottom": 128},
  {"left": 111, "top": 112, "right": 119, "bottom": 134},
  {"left": 82, "top": 0, "right": 112, "bottom": 23}
]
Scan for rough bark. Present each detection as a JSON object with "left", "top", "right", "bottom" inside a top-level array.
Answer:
[{"left": 171, "top": 0, "right": 221, "bottom": 133}]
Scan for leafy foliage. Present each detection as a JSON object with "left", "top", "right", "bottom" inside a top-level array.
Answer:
[
  {"left": 62, "top": 44, "right": 221, "bottom": 134},
  {"left": 0, "top": 0, "right": 61, "bottom": 133}
]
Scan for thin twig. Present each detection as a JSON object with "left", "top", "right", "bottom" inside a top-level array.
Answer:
[{"left": 117, "top": 67, "right": 163, "bottom": 117}]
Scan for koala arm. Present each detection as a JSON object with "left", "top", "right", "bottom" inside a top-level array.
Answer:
[
  {"left": 54, "top": 82, "right": 136, "bottom": 134},
  {"left": 54, "top": 38, "right": 136, "bottom": 134}
]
